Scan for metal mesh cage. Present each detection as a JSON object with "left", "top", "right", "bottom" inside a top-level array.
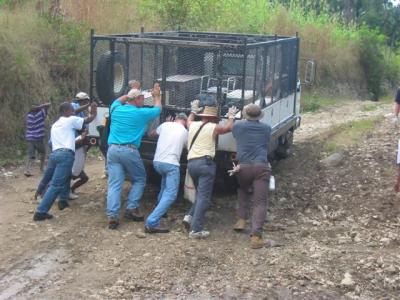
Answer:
[{"left": 90, "top": 31, "right": 299, "bottom": 118}]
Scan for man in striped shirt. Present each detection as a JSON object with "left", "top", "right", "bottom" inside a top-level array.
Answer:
[{"left": 24, "top": 102, "right": 51, "bottom": 177}]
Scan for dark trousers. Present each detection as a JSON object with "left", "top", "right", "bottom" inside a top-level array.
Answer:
[
  {"left": 236, "top": 163, "right": 270, "bottom": 237},
  {"left": 187, "top": 157, "right": 216, "bottom": 232}
]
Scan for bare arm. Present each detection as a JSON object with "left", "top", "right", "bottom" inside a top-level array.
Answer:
[
  {"left": 83, "top": 102, "right": 97, "bottom": 124},
  {"left": 213, "top": 118, "right": 234, "bottom": 137},
  {"left": 117, "top": 95, "right": 129, "bottom": 105},
  {"left": 187, "top": 112, "right": 196, "bottom": 128},
  {"left": 75, "top": 103, "right": 90, "bottom": 114},
  {"left": 213, "top": 106, "right": 238, "bottom": 137},
  {"left": 151, "top": 83, "right": 162, "bottom": 108}
]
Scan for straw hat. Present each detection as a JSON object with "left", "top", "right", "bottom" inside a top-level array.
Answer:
[
  {"left": 197, "top": 106, "right": 219, "bottom": 118},
  {"left": 242, "top": 104, "right": 264, "bottom": 121}
]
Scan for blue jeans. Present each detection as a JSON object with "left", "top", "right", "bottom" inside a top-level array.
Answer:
[
  {"left": 146, "top": 161, "right": 180, "bottom": 228},
  {"left": 187, "top": 157, "right": 216, "bottom": 232},
  {"left": 36, "top": 149, "right": 74, "bottom": 213},
  {"left": 106, "top": 145, "right": 146, "bottom": 219}
]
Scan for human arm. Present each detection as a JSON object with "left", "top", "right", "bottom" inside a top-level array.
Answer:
[
  {"left": 151, "top": 83, "right": 162, "bottom": 108},
  {"left": 83, "top": 102, "right": 97, "bottom": 124},
  {"left": 74, "top": 103, "right": 90, "bottom": 114},
  {"left": 213, "top": 106, "right": 238, "bottom": 137},
  {"left": 187, "top": 100, "right": 202, "bottom": 128},
  {"left": 117, "top": 95, "right": 130, "bottom": 105}
]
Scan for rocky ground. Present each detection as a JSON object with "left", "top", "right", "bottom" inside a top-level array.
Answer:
[{"left": 0, "top": 100, "right": 399, "bottom": 300}]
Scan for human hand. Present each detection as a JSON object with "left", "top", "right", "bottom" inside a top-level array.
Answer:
[
  {"left": 151, "top": 83, "right": 161, "bottom": 97},
  {"left": 191, "top": 100, "right": 202, "bottom": 114},
  {"left": 227, "top": 162, "right": 240, "bottom": 176},
  {"left": 227, "top": 106, "right": 239, "bottom": 119}
]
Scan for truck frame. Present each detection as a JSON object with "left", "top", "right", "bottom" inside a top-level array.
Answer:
[{"left": 88, "top": 30, "right": 301, "bottom": 181}]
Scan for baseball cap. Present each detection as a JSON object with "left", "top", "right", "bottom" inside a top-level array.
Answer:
[
  {"left": 127, "top": 89, "right": 143, "bottom": 99},
  {"left": 75, "top": 92, "right": 90, "bottom": 101}
]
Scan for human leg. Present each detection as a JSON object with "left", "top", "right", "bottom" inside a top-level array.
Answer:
[
  {"left": 106, "top": 145, "right": 125, "bottom": 219},
  {"left": 24, "top": 141, "right": 36, "bottom": 176},
  {"left": 190, "top": 158, "right": 216, "bottom": 233},
  {"left": 36, "top": 150, "right": 74, "bottom": 214},
  {"left": 250, "top": 166, "right": 269, "bottom": 237},
  {"left": 71, "top": 170, "right": 89, "bottom": 192},
  {"left": 123, "top": 147, "right": 146, "bottom": 211},
  {"left": 146, "top": 162, "right": 180, "bottom": 229}
]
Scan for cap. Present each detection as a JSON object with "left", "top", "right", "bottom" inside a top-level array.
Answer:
[
  {"left": 127, "top": 89, "right": 143, "bottom": 99},
  {"left": 75, "top": 92, "right": 90, "bottom": 101}
]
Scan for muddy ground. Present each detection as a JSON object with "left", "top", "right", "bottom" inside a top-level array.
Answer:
[{"left": 0, "top": 100, "right": 399, "bottom": 300}]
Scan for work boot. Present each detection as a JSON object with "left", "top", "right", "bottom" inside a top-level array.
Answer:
[
  {"left": 33, "top": 212, "right": 53, "bottom": 221},
  {"left": 250, "top": 235, "right": 267, "bottom": 249},
  {"left": 233, "top": 218, "right": 246, "bottom": 231},
  {"left": 124, "top": 208, "right": 144, "bottom": 222},
  {"left": 58, "top": 200, "right": 69, "bottom": 211},
  {"left": 108, "top": 217, "right": 119, "bottom": 230}
]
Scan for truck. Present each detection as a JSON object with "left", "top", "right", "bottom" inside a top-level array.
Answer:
[{"left": 87, "top": 30, "right": 306, "bottom": 186}]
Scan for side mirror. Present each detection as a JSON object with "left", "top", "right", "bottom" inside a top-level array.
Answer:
[{"left": 304, "top": 59, "right": 316, "bottom": 86}]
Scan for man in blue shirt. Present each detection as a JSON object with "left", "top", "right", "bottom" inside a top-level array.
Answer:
[{"left": 107, "top": 84, "right": 161, "bottom": 229}]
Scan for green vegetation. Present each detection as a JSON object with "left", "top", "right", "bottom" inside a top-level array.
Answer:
[
  {"left": 301, "top": 93, "right": 338, "bottom": 112},
  {"left": 323, "top": 117, "right": 382, "bottom": 153},
  {"left": 0, "top": 0, "right": 399, "bottom": 159}
]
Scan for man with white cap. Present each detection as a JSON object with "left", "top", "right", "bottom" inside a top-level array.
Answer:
[
  {"left": 106, "top": 84, "right": 161, "bottom": 229},
  {"left": 231, "top": 103, "right": 274, "bottom": 249},
  {"left": 182, "top": 102, "right": 238, "bottom": 238}
]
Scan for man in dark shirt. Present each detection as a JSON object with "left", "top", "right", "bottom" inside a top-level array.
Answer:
[
  {"left": 24, "top": 103, "right": 51, "bottom": 177},
  {"left": 231, "top": 104, "right": 273, "bottom": 249}
]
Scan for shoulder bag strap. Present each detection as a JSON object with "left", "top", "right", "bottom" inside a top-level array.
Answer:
[{"left": 189, "top": 122, "right": 208, "bottom": 151}]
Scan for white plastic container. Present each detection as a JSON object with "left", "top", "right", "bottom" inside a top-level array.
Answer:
[{"left": 269, "top": 175, "right": 275, "bottom": 191}]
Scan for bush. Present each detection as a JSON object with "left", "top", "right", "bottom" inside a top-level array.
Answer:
[{"left": 0, "top": 5, "right": 88, "bottom": 158}]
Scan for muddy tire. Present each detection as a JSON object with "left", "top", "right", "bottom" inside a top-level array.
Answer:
[
  {"left": 95, "top": 51, "right": 127, "bottom": 105},
  {"left": 275, "top": 130, "right": 294, "bottom": 159}
]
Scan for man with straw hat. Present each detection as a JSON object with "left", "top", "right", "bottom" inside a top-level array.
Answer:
[
  {"left": 182, "top": 101, "right": 238, "bottom": 239},
  {"left": 231, "top": 103, "right": 279, "bottom": 249}
]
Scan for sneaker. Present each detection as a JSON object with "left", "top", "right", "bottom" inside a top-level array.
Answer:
[
  {"left": 182, "top": 215, "right": 192, "bottom": 231},
  {"left": 68, "top": 192, "right": 79, "bottom": 200},
  {"left": 144, "top": 225, "right": 170, "bottom": 234},
  {"left": 33, "top": 212, "right": 53, "bottom": 221},
  {"left": 189, "top": 230, "right": 210, "bottom": 239},
  {"left": 58, "top": 201, "right": 69, "bottom": 211},
  {"left": 108, "top": 218, "right": 119, "bottom": 230},
  {"left": 233, "top": 218, "right": 246, "bottom": 231},
  {"left": 124, "top": 208, "right": 144, "bottom": 222}
]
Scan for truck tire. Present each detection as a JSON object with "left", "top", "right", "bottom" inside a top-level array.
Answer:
[
  {"left": 275, "top": 130, "right": 294, "bottom": 159},
  {"left": 95, "top": 51, "right": 127, "bottom": 105}
]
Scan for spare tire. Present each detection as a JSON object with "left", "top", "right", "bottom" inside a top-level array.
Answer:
[{"left": 95, "top": 51, "right": 127, "bottom": 105}]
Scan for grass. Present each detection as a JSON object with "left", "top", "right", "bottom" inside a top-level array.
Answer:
[
  {"left": 361, "top": 103, "right": 379, "bottom": 112},
  {"left": 301, "top": 93, "right": 339, "bottom": 113},
  {"left": 323, "top": 117, "right": 382, "bottom": 154}
]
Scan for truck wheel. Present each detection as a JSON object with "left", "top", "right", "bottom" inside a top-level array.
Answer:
[
  {"left": 96, "top": 51, "right": 127, "bottom": 105},
  {"left": 275, "top": 130, "right": 294, "bottom": 159}
]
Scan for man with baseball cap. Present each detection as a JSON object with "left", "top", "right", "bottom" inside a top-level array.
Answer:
[
  {"left": 106, "top": 84, "right": 161, "bottom": 229},
  {"left": 145, "top": 112, "right": 188, "bottom": 233},
  {"left": 231, "top": 103, "right": 275, "bottom": 249}
]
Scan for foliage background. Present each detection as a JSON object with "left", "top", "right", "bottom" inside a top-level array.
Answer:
[{"left": 0, "top": 0, "right": 399, "bottom": 159}]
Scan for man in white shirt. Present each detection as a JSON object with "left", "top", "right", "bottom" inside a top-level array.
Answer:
[
  {"left": 144, "top": 113, "right": 188, "bottom": 233},
  {"left": 33, "top": 102, "right": 97, "bottom": 221}
]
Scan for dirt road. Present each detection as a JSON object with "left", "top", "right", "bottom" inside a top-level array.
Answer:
[{"left": 0, "top": 100, "right": 399, "bottom": 299}]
